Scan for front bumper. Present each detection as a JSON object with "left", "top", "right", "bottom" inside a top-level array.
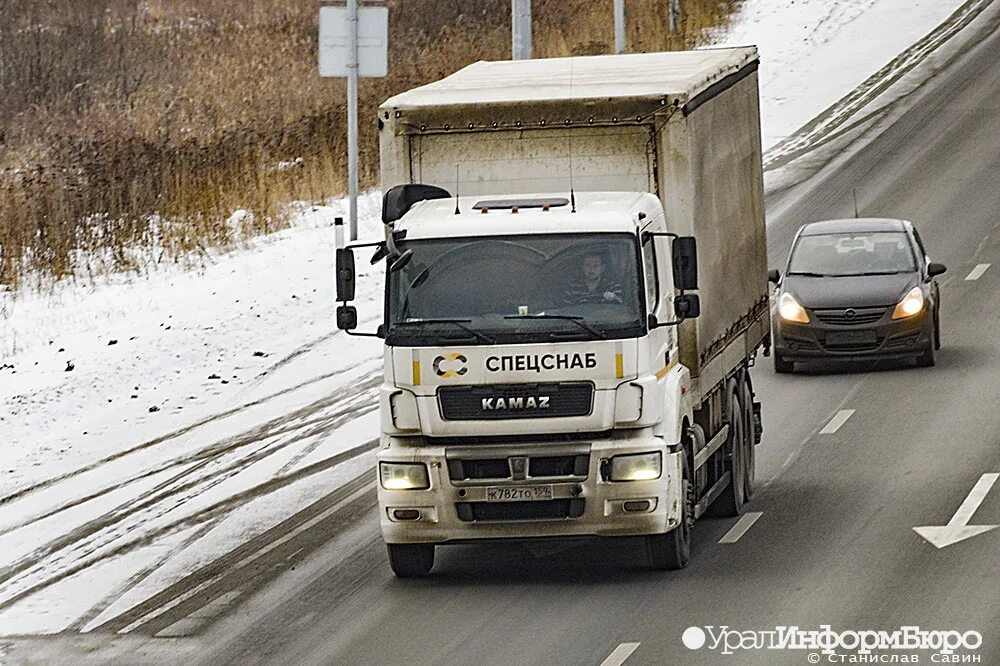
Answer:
[
  {"left": 377, "top": 435, "right": 683, "bottom": 545},
  {"left": 773, "top": 306, "right": 932, "bottom": 361}
]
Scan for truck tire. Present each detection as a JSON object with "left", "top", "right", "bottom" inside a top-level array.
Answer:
[
  {"left": 708, "top": 387, "right": 747, "bottom": 517},
  {"left": 647, "top": 466, "right": 692, "bottom": 570},
  {"left": 773, "top": 353, "right": 794, "bottom": 374},
  {"left": 740, "top": 379, "right": 756, "bottom": 501},
  {"left": 387, "top": 543, "right": 434, "bottom": 578}
]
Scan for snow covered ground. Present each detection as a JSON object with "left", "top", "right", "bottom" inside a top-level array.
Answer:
[{"left": 0, "top": 0, "right": 980, "bottom": 635}]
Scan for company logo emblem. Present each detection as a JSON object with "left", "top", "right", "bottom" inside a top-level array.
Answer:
[
  {"left": 433, "top": 353, "right": 468, "bottom": 378},
  {"left": 481, "top": 396, "right": 550, "bottom": 410},
  {"left": 843, "top": 308, "right": 857, "bottom": 320}
]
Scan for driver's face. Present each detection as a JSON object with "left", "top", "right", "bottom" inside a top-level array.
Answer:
[{"left": 583, "top": 256, "right": 604, "bottom": 281}]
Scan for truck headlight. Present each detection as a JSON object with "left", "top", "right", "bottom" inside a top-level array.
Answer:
[
  {"left": 892, "top": 287, "right": 924, "bottom": 319},
  {"left": 778, "top": 292, "right": 810, "bottom": 324},
  {"left": 610, "top": 452, "right": 661, "bottom": 481},
  {"left": 379, "top": 462, "right": 430, "bottom": 490}
]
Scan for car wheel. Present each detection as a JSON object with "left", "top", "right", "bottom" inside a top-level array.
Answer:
[
  {"left": 916, "top": 340, "right": 936, "bottom": 367},
  {"left": 773, "top": 353, "right": 794, "bottom": 374},
  {"left": 387, "top": 543, "right": 435, "bottom": 578},
  {"left": 933, "top": 306, "right": 942, "bottom": 350}
]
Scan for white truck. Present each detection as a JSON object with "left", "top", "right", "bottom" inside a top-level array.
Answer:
[{"left": 335, "top": 48, "right": 769, "bottom": 577}]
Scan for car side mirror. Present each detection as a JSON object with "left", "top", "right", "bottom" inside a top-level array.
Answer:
[
  {"left": 767, "top": 268, "right": 781, "bottom": 284},
  {"left": 336, "top": 248, "right": 356, "bottom": 302},
  {"left": 674, "top": 294, "right": 700, "bottom": 319},
  {"left": 336, "top": 305, "right": 358, "bottom": 331},
  {"left": 927, "top": 262, "right": 947, "bottom": 278}
]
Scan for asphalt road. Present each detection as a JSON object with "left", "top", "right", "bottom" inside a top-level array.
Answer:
[
  {"left": 10, "top": 8, "right": 998, "bottom": 666},
  {"left": 181, "top": 14, "right": 1000, "bottom": 664}
]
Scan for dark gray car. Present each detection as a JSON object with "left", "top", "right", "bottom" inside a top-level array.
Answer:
[{"left": 769, "top": 218, "right": 946, "bottom": 373}]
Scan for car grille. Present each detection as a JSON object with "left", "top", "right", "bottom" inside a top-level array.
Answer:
[
  {"left": 438, "top": 383, "right": 593, "bottom": 420},
  {"left": 455, "top": 498, "right": 585, "bottom": 522},
  {"left": 447, "top": 454, "right": 589, "bottom": 481},
  {"left": 821, "top": 338, "right": 884, "bottom": 352},
  {"left": 813, "top": 307, "right": 886, "bottom": 326}
]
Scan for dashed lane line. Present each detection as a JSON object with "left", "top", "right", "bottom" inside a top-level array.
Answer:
[
  {"left": 719, "top": 512, "right": 764, "bottom": 544},
  {"left": 819, "top": 409, "right": 855, "bottom": 435}
]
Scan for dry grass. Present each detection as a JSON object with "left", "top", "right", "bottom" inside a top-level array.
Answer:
[{"left": 0, "top": 0, "right": 741, "bottom": 288}]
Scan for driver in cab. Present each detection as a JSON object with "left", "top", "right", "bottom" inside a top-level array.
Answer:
[{"left": 564, "top": 252, "right": 623, "bottom": 304}]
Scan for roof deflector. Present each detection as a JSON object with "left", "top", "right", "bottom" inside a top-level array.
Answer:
[{"left": 382, "top": 184, "right": 451, "bottom": 225}]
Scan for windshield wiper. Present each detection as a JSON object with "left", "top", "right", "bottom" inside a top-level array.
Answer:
[
  {"left": 786, "top": 271, "right": 830, "bottom": 277},
  {"left": 504, "top": 314, "right": 607, "bottom": 339},
  {"left": 850, "top": 270, "right": 911, "bottom": 276},
  {"left": 396, "top": 318, "right": 496, "bottom": 344}
]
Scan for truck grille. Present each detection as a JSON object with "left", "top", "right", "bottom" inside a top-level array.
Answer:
[
  {"left": 438, "top": 383, "right": 593, "bottom": 421},
  {"left": 813, "top": 307, "right": 886, "bottom": 326},
  {"left": 448, "top": 454, "right": 589, "bottom": 481},
  {"left": 455, "top": 498, "right": 585, "bottom": 522}
]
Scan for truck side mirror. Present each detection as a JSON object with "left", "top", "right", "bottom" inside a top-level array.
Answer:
[
  {"left": 674, "top": 294, "right": 700, "bottom": 319},
  {"left": 336, "top": 305, "right": 358, "bottom": 331},
  {"left": 672, "top": 236, "right": 698, "bottom": 291},
  {"left": 927, "top": 262, "right": 947, "bottom": 277},
  {"left": 767, "top": 268, "right": 781, "bottom": 284},
  {"left": 336, "top": 248, "right": 356, "bottom": 302},
  {"left": 389, "top": 248, "right": 414, "bottom": 272}
]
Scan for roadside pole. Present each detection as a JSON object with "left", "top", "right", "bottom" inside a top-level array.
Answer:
[
  {"left": 614, "top": 0, "right": 625, "bottom": 54},
  {"left": 512, "top": 0, "right": 532, "bottom": 60},
  {"left": 319, "top": 2, "right": 388, "bottom": 242},
  {"left": 347, "top": 0, "right": 359, "bottom": 241}
]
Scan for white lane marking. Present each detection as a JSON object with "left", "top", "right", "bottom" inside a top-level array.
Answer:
[
  {"left": 950, "top": 473, "right": 999, "bottom": 525},
  {"left": 819, "top": 409, "right": 855, "bottom": 434},
  {"left": 600, "top": 642, "right": 640, "bottom": 666},
  {"left": 719, "top": 511, "right": 763, "bottom": 544},
  {"left": 914, "top": 473, "right": 1000, "bottom": 548},
  {"left": 965, "top": 263, "right": 990, "bottom": 280}
]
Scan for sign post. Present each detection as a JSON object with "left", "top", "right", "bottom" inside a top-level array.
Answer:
[{"left": 319, "top": 3, "right": 388, "bottom": 241}]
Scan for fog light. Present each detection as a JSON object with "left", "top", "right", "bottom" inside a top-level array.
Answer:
[
  {"left": 623, "top": 500, "right": 652, "bottom": 513},
  {"left": 609, "top": 452, "right": 661, "bottom": 481},
  {"left": 380, "top": 462, "right": 430, "bottom": 490},
  {"left": 392, "top": 509, "right": 421, "bottom": 521}
]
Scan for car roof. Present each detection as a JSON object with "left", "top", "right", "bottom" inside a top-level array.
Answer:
[{"left": 799, "top": 218, "right": 910, "bottom": 236}]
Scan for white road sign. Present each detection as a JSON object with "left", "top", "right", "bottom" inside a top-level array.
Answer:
[{"left": 319, "top": 5, "right": 388, "bottom": 78}]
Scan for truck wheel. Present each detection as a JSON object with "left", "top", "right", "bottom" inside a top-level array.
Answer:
[
  {"left": 708, "top": 389, "right": 747, "bottom": 518},
  {"left": 387, "top": 543, "right": 434, "bottom": 578},
  {"left": 916, "top": 340, "right": 936, "bottom": 367},
  {"left": 773, "top": 353, "right": 794, "bottom": 374},
  {"left": 647, "top": 470, "right": 692, "bottom": 570},
  {"left": 740, "top": 379, "right": 756, "bottom": 501}
]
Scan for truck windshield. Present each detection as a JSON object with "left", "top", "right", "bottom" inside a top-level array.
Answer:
[{"left": 386, "top": 233, "right": 645, "bottom": 346}]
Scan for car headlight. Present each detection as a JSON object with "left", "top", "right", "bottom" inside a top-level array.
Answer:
[
  {"left": 610, "top": 452, "right": 662, "bottom": 481},
  {"left": 778, "top": 292, "right": 810, "bottom": 324},
  {"left": 892, "top": 287, "right": 925, "bottom": 319},
  {"left": 379, "top": 462, "right": 430, "bottom": 490}
]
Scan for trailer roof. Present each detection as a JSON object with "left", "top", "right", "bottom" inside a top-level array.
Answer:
[{"left": 381, "top": 48, "right": 758, "bottom": 111}]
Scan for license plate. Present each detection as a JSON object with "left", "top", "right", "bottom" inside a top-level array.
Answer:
[
  {"left": 486, "top": 485, "right": 553, "bottom": 502},
  {"left": 826, "top": 330, "right": 876, "bottom": 345}
]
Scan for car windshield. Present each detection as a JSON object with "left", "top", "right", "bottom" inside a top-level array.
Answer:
[
  {"left": 386, "top": 233, "right": 645, "bottom": 346},
  {"left": 788, "top": 231, "right": 917, "bottom": 276}
]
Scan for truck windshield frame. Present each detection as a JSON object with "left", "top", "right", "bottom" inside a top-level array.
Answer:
[{"left": 384, "top": 232, "right": 647, "bottom": 347}]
